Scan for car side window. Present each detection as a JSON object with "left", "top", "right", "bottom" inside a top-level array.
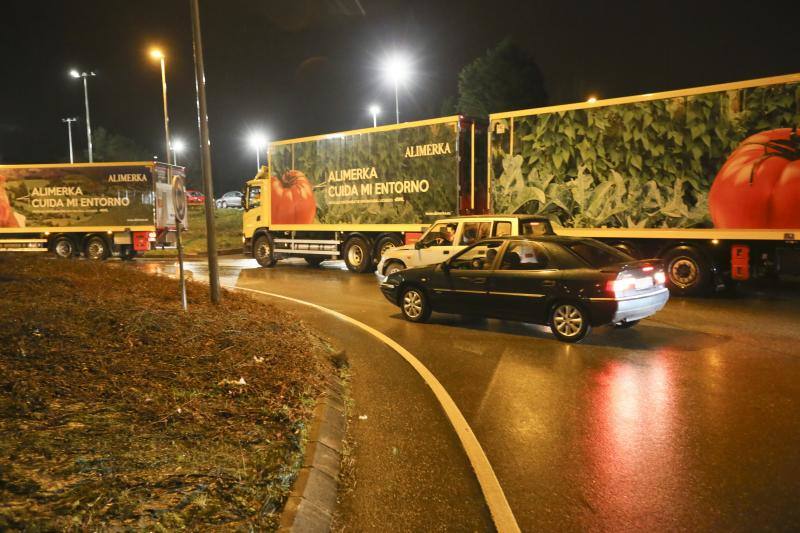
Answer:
[
  {"left": 460, "top": 222, "right": 492, "bottom": 245},
  {"left": 521, "top": 221, "right": 552, "bottom": 236},
  {"left": 420, "top": 222, "right": 458, "bottom": 247},
  {"left": 449, "top": 240, "right": 504, "bottom": 271},
  {"left": 499, "top": 241, "right": 549, "bottom": 270},
  {"left": 493, "top": 221, "right": 512, "bottom": 237},
  {"left": 541, "top": 242, "right": 586, "bottom": 269},
  {"left": 247, "top": 185, "right": 261, "bottom": 209}
]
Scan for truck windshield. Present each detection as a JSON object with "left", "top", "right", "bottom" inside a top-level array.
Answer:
[{"left": 568, "top": 240, "right": 633, "bottom": 267}]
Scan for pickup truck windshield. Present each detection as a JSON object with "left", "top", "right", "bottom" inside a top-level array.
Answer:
[{"left": 568, "top": 240, "right": 633, "bottom": 267}]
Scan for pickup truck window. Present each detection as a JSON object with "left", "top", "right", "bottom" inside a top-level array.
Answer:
[
  {"left": 493, "top": 221, "right": 512, "bottom": 237},
  {"left": 420, "top": 222, "right": 458, "bottom": 247},
  {"left": 461, "top": 222, "right": 491, "bottom": 245},
  {"left": 521, "top": 220, "right": 552, "bottom": 236}
]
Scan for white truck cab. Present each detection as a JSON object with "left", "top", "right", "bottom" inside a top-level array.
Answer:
[{"left": 376, "top": 214, "right": 554, "bottom": 276}]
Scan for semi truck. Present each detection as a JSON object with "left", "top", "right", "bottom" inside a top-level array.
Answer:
[
  {"left": 0, "top": 161, "right": 184, "bottom": 260},
  {"left": 242, "top": 116, "right": 487, "bottom": 272},
  {"left": 243, "top": 73, "right": 799, "bottom": 295},
  {"left": 489, "top": 73, "right": 800, "bottom": 294}
]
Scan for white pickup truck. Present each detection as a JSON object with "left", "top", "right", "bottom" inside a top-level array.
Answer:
[{"left": 376, "top": 214, "right": 554, "bottom": 276}]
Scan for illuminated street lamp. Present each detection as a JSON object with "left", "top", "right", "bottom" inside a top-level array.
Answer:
[
  {"left": 171, "top": 138, "right": 185, "bottom": 166},
  {"left": 61, "top": 117, "right": 78, "bottom": 164},
  {"left": 382, "top": 54, "right": 410, "bottom": 124},
  {"left": 368, "top": 104, "right": 380, "bottom": 128},
  {"left": 249, "top": 133, "right": 267, "bottom": 172},
  {"left": 69, "top": 69, "right": 96, "bottom": 162},
  {"left": 586, "top": 95, "right": 598, "bottom": 103},
  {"left": 149, "top": 48, "right": 172, "bottom": 165}
]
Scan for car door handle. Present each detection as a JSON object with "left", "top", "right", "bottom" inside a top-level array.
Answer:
[
  {"left": 542, "top": 280, "right": 556, "bottom": 287},
  {"left": 443, "top": 250, "right": 450, "bottom": 255},
  {"left": 256, "top": 215, "right": 261, "bottom": 222},
  {"left": 471, "top": 277, "right": 487, "bottom": 284}
]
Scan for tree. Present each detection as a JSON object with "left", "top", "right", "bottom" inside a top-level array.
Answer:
[
  {"left": 85, "top": 127, "right": 152, "bottom": 162},
  {"left": 454, "top": 38, "right": 547, "bottom": 117}
]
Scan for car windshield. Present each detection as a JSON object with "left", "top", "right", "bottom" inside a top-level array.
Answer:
[{"left": 568, "top": 240, "right": 633, "bottom": 267}]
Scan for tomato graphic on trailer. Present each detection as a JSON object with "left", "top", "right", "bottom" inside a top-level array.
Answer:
[
  {"left": 709, "top": 128, "right": 800, "bottom": 229},
  {"left": 270, "top": 170, "right": 317, "bottom": 224}
]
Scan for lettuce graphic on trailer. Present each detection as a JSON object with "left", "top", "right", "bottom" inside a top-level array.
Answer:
[{"left": 0, "top": 174, "right": 22, "bottom": 227}]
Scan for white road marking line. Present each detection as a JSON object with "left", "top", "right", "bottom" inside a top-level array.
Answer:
[{"left": 232, "top": 285, "right": 521, "bottom": 533}]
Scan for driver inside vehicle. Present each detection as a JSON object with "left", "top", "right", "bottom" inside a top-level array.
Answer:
[{"left": 441, "top": 224, "right": 457, "bottom": 245}]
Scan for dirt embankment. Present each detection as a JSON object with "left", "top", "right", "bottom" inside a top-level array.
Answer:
[{"left": 0, "top": 255, "right": 331, "bottom": 530}]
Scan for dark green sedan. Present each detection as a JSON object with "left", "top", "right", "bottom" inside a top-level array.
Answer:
[{"left": 379, "top": 235, "right": 669, "bottom": 342}]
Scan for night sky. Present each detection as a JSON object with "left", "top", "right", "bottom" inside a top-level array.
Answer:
[{"left": 1, "top": 0, "right": 798, "bottom": 192}]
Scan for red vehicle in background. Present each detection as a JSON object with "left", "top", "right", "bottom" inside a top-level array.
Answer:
[{"left": 186, "top": 189, "right": 205, "bottom": 205}]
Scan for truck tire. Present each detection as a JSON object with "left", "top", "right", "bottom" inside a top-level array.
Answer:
[
  {"left": 304, "top": 256, "right": 326, "bottom": 267},
  {"left": 84, "top": 236, "right": 109, "bottom": 261},
  {"left": 52, "top": 236, "right": 75, "bottom": 259},
  {"left": 376, "top": 234, "right": 404, "bottom": 261},
  {"left": 343, "top": 236, "right": 372, "bottom": 273},
  {"left": 663, "top": 246, "right": 710, "bottom": 296},
  {"left": 253, "top": 234, "right": 277, "bottom": 267}
]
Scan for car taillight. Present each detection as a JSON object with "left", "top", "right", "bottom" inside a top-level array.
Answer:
[
  {"left": 607, "top": 276, "right": 636, "bottom": 295},
  {"left": 654, "top": 271, "right": 666, "bottom": 285}
]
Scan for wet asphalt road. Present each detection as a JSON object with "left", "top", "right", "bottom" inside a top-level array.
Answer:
[{"left": 132, "top": 257, "right": 800, "bottom": 532}]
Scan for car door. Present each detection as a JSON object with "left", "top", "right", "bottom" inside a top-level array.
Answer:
[
  {"left": 410, "top": 222, "right": 464, "bottom": 268},
  {"left": 432, "top": 240, "right": 503, "bottom": 314},
  {"left": 486, "top": 240, "right": 562, "bottom": 323}
]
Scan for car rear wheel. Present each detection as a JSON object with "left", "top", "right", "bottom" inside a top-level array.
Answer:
[
  {"left": 220, "top": 200, "right": 227, "bottom": 209},
  {"left": 400, "top": 286, "right": 431, "bottom": 323},
  {"left": 343, "top": 236, "right": 372, "bottom": 273},
  {"left": 254, "top": 234, "right": 277, "bottom": 267},
  {"left": 383, "top": 260, "right": 405, "bottom": 276},
  {"left": 550, "top": 302, "right": 591, "bottom": 343}
]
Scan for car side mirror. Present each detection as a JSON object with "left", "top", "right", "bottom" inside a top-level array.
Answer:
[
  {"left": 414, "top": 240, "right": 424, "bottom": 250},
  {"left": 441, "top": 259, "right": 451, "bottom": 272}
]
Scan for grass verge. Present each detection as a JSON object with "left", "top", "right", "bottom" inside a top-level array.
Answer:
[
  {"left": 145, "top": 207, "right": 242, "bottom": 256},
  {"left": 0, "top": 255, "right": 331, "bottom": 530}
]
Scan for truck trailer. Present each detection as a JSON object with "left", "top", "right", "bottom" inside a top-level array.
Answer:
[
  {"left": 489, "top": 73, "right": 800, "bottom": 294},
  {"left": 0, "top": 161, "right": 183, "bottom": 260},
  {"left": 242, "top": 116, "right": 487, "bottom": 272}
]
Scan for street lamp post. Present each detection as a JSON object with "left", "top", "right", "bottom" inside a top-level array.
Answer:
[
  {"left": 249, "top": 133, "right": 266, "bottom": 172},
  {"left": 369, "top": 104, "right": 380, "bottom": 128},
  {"left": 69, "top": 69, "right": 96, "bottom": 162},
  {"left": 383, "top": 55, "right": 410, "bottom": 124},
  {"left": 62, "top": 117, "right": 78, "bottom": 163},
  {"left": 150, "top": 49, "right": 172, "bottom": 165},
  {"left": 172, "top": 138, "right": 185, "bottom": 166}
]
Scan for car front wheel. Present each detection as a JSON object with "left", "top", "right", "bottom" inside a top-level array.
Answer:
[
  {"left": 400, "top": 286, "right": 431, "bottom": 323},
  {"left": 550, "top": 302, "right": 590, "bottom": 343}
]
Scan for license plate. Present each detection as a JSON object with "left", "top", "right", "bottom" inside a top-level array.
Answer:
[{"left": 635, "top": 276, "right": 654, "bottom": 290}]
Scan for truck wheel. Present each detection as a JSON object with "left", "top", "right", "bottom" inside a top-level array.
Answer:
[
  {"left": 52, "top": 236, "right": 75, "bottom": 259},
  {"left": 253, "top": 234, "right": 277, "bottom": 267},
  {"left": 383, "top": 260, "right": 406, "bottom": 276},
  {"left": 84, "top": 236, "right": 109, "bottom": 261},
  {"left": 663, "top": 246, "right": 710, "bottom": 296},
  {"left": 344, "top": 236, "right": 372, "bottom": 273},
  {"left": 549, "top": 301, "right": 591, "bottom": 343},
  {"left": 376, "top": 235, "right": 403, "bottom": 261},
  {"left": 400, "top": 286, "right": 431, "bottom": 323},
  {"left": 305, "top": 256, "right": 326, "bottom": 267}
]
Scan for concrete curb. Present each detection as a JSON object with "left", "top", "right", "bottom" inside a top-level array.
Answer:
[
  {"left": 279, "top": 373, "right": 346, "bottom": 532},
  {"left": 141, "top": 248, "right": 241, "bottom": 259}
]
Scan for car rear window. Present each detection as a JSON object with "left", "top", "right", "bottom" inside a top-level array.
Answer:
[{"left": 568, "top": 240, "right": 633, "bottom": 268}]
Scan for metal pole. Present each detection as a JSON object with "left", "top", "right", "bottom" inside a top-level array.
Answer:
[
  {"left": 63, "top": 118, "right": 76, "bottom": 163},
  {"left": 394, "top": 78, "right": 400, "bottom": 124},
  {"left": 190, "top": 0, "right": 221, "bottom": 304},
  {"left": 372, "top": 112, "right": 377, "bottom": 128},
  {"left": 82, "top": 75, "right": 93, "bottom": 162},
  {"left": 160, "top": 57, "right": 171, "bottom": 166},
  {"left": 256, "top": 147, "right": 260, "bottom": 171}
]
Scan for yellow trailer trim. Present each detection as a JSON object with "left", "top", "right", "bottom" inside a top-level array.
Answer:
[
  {"left": 269, "top": 115, "right": 463, "bottom": 146},
  {"left": 0, "top": 226, "right": 155, "bottom": 234},
  {"left": 268, "top": 224, "right": 429, "bottom": 233},
  {"left": 554, "top": 227, "right": 799, "bottom": 241},
  {"left": 490, "top": 73, "right": 800, "bottom": 120}
]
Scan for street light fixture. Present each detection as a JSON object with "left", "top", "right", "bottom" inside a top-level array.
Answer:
[
  {"left": 382, "top": 54, "right": 411, "bottom": 124},
  {"left": 172, "top": 138, "right": 186, "bottom": 166},
  {"left": 586, "top": 95, "right": 598, "bottom": 103},
  {"left": 61, "top": 117, "right": 78, "bottom": 164},
  {"left": 368, "top": 104, "right": 380, "bottom": 128},
  {"left": 248, "top": 133, "right": 267, "bottom": 172},
  {"left": 149, "top": 48, "right": 171, "bottom": 165},
  {"left": 69, "top": 69, "right": 96, "bottom": 162}
]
